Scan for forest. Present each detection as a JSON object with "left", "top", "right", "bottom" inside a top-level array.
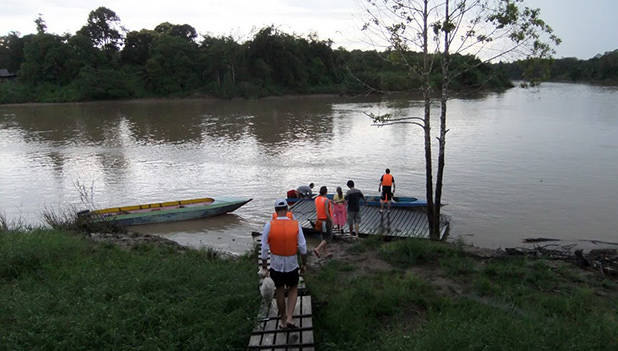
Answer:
[
  {"left": 0, "top": 7, "right": 525, "bottom": 104},
  {"left": 499, "top": 50, "right": 618, "bottom": 84}
]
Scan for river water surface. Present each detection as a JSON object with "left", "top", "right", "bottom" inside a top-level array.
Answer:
[{"left": 1, "top": 82, "right": 617, "bottom": 254}]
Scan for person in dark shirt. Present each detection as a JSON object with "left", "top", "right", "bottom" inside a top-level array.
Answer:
[
  {"left": 297, "top": 183, "right": 314, "bottom": 198},
  {"left": 344, "top": 180, "right": 365, "bottom": 237}
]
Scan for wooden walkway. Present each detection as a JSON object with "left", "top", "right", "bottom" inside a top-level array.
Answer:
[
  {"left": 248, "top": 295, "right": 314, "bottom": 350},
  {"left": 249, "top": 250, "right": 314, "bottom": 350},
  {"left": 289, "top": 199, "right": 449, "bottom": 238}
]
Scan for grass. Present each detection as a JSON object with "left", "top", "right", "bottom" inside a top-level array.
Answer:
[
  {"left": 0, "top": 229, "right": 259, "bottom": 350},
  {"left": 306, "top": 238, "right": 618, "bottom": 351},
  {"left": 2, "top": 229, "right": 616, "bottom": 350}
]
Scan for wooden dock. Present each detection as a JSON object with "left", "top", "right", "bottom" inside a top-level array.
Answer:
[
  {"left": 248, "top": 295, "right": 314, "bottom": 350},
  {"left": 289, "top": 199, "right": 449, "bottom": 238},
  {"left": 249, "top": 253, "right": 314, "bottom": 350}
]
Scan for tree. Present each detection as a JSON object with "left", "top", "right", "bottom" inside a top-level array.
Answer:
[
  {"left": 77, "top": 7, "right": 123, "bottom": 52},
  {"left": 0, "top": 32, "right": 25, "bottom": 73},
  {"left": 19, "top": 32, "right": 76, "bottom": 84},
  {"left": 34, "top": 14, "right": 47, "bottom": 34},
  {"left": 144, "top": 34, "right": 199, "bottom": 94},
  {"left": 122, "top": 29, "right": 157, "bottom": 65},
  {"left": 364, "top": 0, "right": 559, "bottom": 240},
  {"left": 154, "top": 22, "right": 197, "bottom": 41},
  {"left": 200, "top": 35, "right": 243, "bottom": 93}
]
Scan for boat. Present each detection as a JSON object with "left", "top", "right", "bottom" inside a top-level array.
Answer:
[
  {"left": 361, "top": 195, "right": 427, "bottom": 208},
  {"left": 286, "top": 194, "right": 427, "bottom": 208},
  {"left": 78, "top": 196, "right": 252, "bottom": 226}
]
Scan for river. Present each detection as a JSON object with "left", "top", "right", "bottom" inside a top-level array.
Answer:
[{"left": 1, "top": 82, "right": 616, "bottom": 254}]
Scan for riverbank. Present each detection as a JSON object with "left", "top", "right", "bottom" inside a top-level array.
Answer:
[
  {"left": 306, "top": 236, "right": 617, "bottom": 350},
  {"left": 0, "top": 84, "right": 498, "bottom": 107},
  {"left": 0, "top": 229, "right": 259, "bottom": 350},
  {"left": 2, "top": 229, "right": 616, "bottom": 349}
]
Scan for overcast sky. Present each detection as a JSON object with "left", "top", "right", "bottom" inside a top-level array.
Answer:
[{"left": 1, "top": 0, "right": 616, "bottom": 59}]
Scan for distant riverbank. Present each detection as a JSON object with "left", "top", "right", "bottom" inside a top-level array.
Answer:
[{"left": 0, "top": 78, "right": 511, "bottom": 105}]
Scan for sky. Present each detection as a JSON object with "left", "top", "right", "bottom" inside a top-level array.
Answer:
[{"left": 1, "top": 0, "right": 616, "bottom": 60}]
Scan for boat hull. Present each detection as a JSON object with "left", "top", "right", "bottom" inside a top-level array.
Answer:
[{"left": 83, "top": 197, "right": 252, "bottom": 226}]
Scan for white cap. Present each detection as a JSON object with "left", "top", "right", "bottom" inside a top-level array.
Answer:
[{"left": 274, "top": 199, "right": 288, "bottom": 208}]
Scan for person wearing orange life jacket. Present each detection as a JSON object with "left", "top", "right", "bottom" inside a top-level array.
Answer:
[
  {"left": 261, "top": 199, "right": 307, "bottom": 330},
  {"left": 313, "top": 186, "right": 333, "bottom": 258},
  {"left": 271, "top": 210, "right": 294, "bottom": 220},
  {"left": 378, "top": 168, "right": 396, "bottom": 213}
]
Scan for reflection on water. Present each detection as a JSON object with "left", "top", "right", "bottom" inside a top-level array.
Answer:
[{"left": 1, "top": 83, "right": 617, "bottom": 251}]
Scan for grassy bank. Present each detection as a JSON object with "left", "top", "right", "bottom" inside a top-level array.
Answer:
[
  {"left": 307, "top": 237, "right": 617, "bottom": 350},
  {"left": 2, "top": 229, "right": 615, "bottom": 350},
  {"left": 0, "top": 229, "right": 259, "bottom": 350}
]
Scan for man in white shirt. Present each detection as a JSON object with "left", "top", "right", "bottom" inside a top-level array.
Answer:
[{"left": 261, "top": 199, "right": 308, "bottom": 329}]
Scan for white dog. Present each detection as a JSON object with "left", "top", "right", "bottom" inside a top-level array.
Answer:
[
  {"left": 260, "top": 276, "right": 275, "bottom": 302},
  {"left": 258, "top": 268, "right": 276, "bottom": 320}
]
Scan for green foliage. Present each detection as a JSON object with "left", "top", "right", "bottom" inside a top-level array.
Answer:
[
  {"left": 308, "top": 260, "right": 440, "bottom": 350},
  {"left": 503, "top": 49, "right": 618, "bottom": 84},
  {"left": 0, "top": 31, "right": 25, "bottom": 73},
  {"left": 77, "top": 7, "right": 123, "bottom": 52},
  {"left": 308, "top": 239, "right": 618, "bottom": 351},
  {"left": 19, "top": 33, "right": 78, "bottom": 85},
  {"left": 0, "top": 80, "right": 32, "bottom": 103},
  {"left": 378, "top": 237, "right": 461, "bottom": 267},
  {"left": 74, "top": 65, "right": 136, "bottom": 100},
  {"left": 0, "top": 230, "right": 259, "bottom": 350},
  {"left": 1, "top": 7, "right": 516, "bottom": 104}
]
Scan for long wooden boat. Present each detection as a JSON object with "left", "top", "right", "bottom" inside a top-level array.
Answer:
[
  {"left": 286, "top": 194, "right": 427, "bottom": 208},
  {"left": 362, "top": 195, "right": 427, "bottom": 208},
  {"left": 78, "top": 197, "right": 252, "bottom": 226}
]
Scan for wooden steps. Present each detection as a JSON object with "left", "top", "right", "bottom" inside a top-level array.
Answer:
[
  {"left": 248, "top": 295, "right": 314, "bottom": 350},
  {"left": 250, "top": 251, "right": 315, "bottom": 350}
]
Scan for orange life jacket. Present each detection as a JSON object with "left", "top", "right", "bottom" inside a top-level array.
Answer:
[
  {"left": 315, "top": 195, "right": 333, "bottom": 220},
  {"left": 268, "top": 219, "right": 299, "bottom": 256},
  {"left": 271, "top": 211, "right": 294, "bottom": 220},
  {"left": 382, "top": 173, "right": 393, "bottom": 186}
]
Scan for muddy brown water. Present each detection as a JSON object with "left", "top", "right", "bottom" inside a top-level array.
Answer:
[{"left": 1, "top": 83, "right": 617, "bottom": 254}]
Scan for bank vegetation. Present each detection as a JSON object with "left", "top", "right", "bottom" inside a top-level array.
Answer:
[
  {"left": 0, "top": 7, "right": 512, "bottom": 104},
  {"left": 1, "top": 224, "right": 616, "bottom": 350}
]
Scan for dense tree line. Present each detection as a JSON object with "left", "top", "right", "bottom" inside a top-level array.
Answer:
[
  {"left": 499, "top": 50, "right": 618, "bottom": 84},
  {"left": 0, "top": 7, "right": 512, "bottom": 104}
]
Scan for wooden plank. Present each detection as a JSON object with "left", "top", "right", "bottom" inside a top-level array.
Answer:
[
  {"left": 400, "top": 211, "right": 419, "bottom": 237},
  {"left": 273, "top": 327, "right": 288, "bottom": 348},
  {"left": 300, "top": 296, "right": 314, "bottom": 346},
  {"left": 407, "top": 213, "right": 422, "bottom": 236},
  {"left": 399, "top": 209, "right": 416, "bottom": 230},
  {"left": 360, "top": 207, "right": 377, "bottom": 234},
  {"left": 394, "top": 209, "right": 412, "bottom": 235},
  {"left": 390, "top": 209, "right": 404, "bottom": 232},
  {"left": 416, "top": 214, "right": 429, "bottom": 237},
  {"left": 248, "top": 333, "right": 263, "bottom": 348}
]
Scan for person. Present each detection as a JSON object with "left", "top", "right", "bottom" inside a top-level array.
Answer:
[
  {"left": 271, "top": 210, "right": 294, "bottom": 220},
  {"left": 297, "top": 183, "right": 315, "bottom": 198},
  {"left": 378, "top": 168, "right": 395, "bottom": 212},
  {"left": 286, "top": 189, "right": 299, "bottom": 199},
  {"left": 313, "top": 186, "right": 333, "bottom": 258},
  {"left": 345, "top": 180, "right": 365, "bottom": 237},
  {"left": 271, "top": 200, "right": 293, "bottom": 220},
  {"left": 332, "top": 186, "right": 347, "bottom": 234},
  {"left": 261, "top": 199, "right": 308, "bottom": 329}
]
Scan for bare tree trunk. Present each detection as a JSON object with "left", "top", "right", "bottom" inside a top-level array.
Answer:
[
  {"left": 421, "top": 0, "right": 436, "bottom": 239},
  {"left": 435, "top": 0, "right": 450, "bottom": 240}
]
